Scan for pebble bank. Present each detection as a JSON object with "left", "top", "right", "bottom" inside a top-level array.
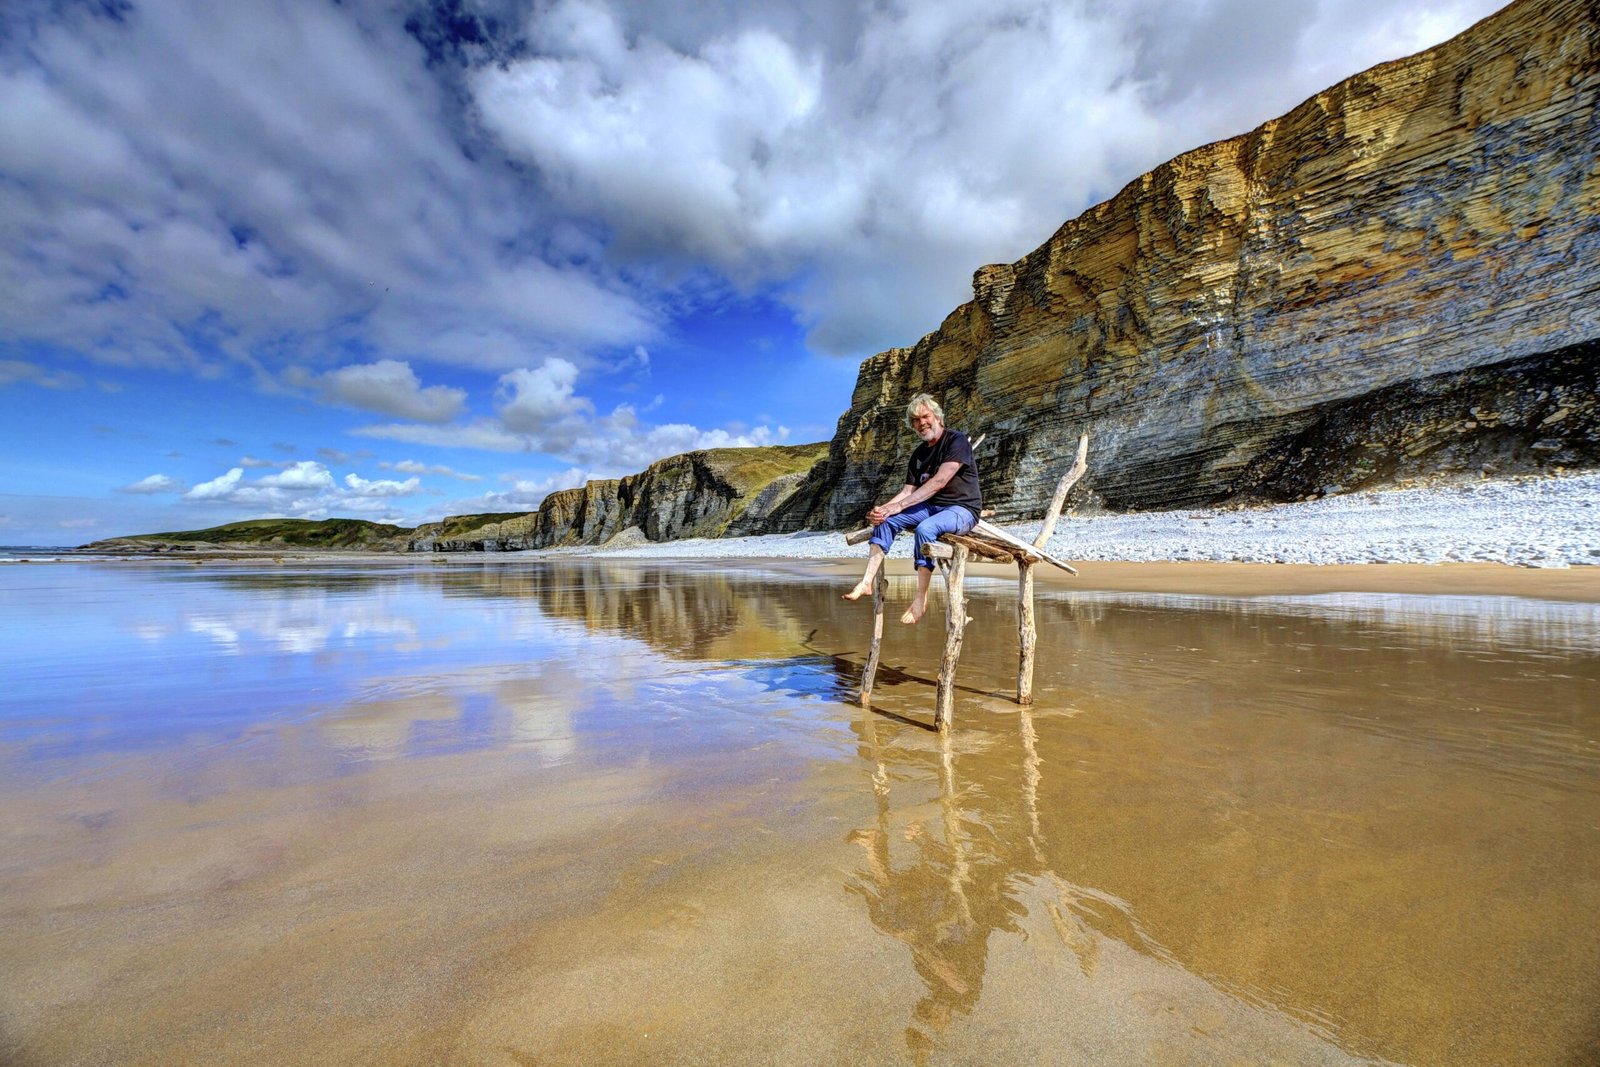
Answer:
[{"left": 543, "top": 472, "right": 1600, "bottom": 569}]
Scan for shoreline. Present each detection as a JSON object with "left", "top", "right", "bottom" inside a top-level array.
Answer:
[
  {"left": 14, "top": 470, "right": 1599, "bottom": 597},
  {"left": 12, "top": 550, "right": 1600, "bottom": 604}
]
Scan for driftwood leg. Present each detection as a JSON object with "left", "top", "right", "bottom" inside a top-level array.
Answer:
[
  {"left": 860, "top": 568, "right": 888, "bottom": 705},
  {"left": 1017, "top": 560, "right": 1036, "bottom": 705},
  {"left": 935, "top": 544, "right": 970, "bottom": 732}
]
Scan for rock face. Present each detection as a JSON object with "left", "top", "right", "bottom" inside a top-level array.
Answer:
[
  {"left": 773, "top": 0, "right": 1600, "bottom": 529},
  {"left": 410, "top": 443, "right": 828, "bottom": 551}
]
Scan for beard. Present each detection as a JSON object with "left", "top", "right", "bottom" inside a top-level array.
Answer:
[{"left": 917, "top": 423, "right": 943, "bottom": 442}]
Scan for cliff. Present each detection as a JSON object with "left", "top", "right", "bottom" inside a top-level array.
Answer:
[
  {"left": 773, "top": 0, "right": 1600, "bottom": 529},
  {"left": 409, "top": 442, "right": 829, "bottom": 551}
]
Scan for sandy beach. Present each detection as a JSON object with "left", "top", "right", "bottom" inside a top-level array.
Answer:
[{"left": 2, "top": 555, "right": 1597, "bottom": 1064}]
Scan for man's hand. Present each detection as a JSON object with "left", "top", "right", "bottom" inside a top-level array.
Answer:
[{"left": 868, "top": 502, "right": 898, "bottom": 526}]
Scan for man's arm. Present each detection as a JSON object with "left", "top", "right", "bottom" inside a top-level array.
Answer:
[
  {"left": 869, "top": 484, "right": 916, "bottom": 526},
  {"left": 869, "top": 461, "right": 961, "bottom": 523}
]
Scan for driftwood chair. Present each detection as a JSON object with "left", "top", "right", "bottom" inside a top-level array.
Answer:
[{"left": 844, "top": 434, "right": 1088, "bottom": 730}]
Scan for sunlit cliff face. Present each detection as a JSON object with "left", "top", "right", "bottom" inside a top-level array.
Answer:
[{"left": 911, "top": 406, "right": 943, "bottom": 443}]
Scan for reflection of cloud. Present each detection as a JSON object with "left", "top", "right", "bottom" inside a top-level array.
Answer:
[
  {"left": 269, "top": 624, "right": 333, "bottom": 655},
  {"left": 497, "top": 673, "right": 579, "bottom": 766},
  {"left": 321, "top": 693, "right": 463, "bottom": 759},
  {"left": 189, "top": 608, "right": 329, "bottom": 655},
  {"left": 183, "top": 598, "right": 420, "bottom": 655},
  {"left": 341, "top": 618, "right": 420, "bottom": 640},
  {"left": 317, "top": 662, "right": 596, "bottom": 764},
  {"left": 187, "top": 617, "right": 240, "bottom": 652}
]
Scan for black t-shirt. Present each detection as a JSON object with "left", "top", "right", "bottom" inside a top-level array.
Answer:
[{"left": 906, "top": 429, "right": 982, "bottom": 516}]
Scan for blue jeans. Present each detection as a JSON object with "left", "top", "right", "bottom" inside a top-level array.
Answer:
[{"left": 868, "top": 503, "right": 977, "bottom": 570}]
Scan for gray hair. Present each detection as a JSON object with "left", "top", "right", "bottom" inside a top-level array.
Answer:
[{"left": 905, "top": 393, "right": 944, "bottom": 429}]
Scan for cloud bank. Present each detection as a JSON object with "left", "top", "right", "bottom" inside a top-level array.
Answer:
[
  {"left": 472, "top": 0, "right": 1504, "bottom": 353},
  {"left": 0, "top": 0, "right": 1506, "bottom": 381},
  {"left": 180, "top": 460, "right": 423, "bottom": 520},
  {"left": 0, "top": 0, "right": 654, "bottom": 377}
]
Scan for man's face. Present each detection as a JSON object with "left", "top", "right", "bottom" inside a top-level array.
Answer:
[{"left": 910, "top": 406, "right": 943, "bottom": 442}]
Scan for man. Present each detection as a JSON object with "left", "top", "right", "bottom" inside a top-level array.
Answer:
[{"left": 843, "top": 393, "right": 982, "bottom": 624}]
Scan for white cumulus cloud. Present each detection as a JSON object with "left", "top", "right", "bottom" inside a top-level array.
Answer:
[
  {"left": 119, "top": 474, "right": 183, "bottom": 494},
  {"left": 185, "top": 467, "right": 245, "bottom": 500},
  {"left": 176, "top": 460, "right": 428, "bottom": 520},
  {"left": 293, "top": 359, "right": 467, "bottom": 423},
  {"left": 343, "top": 473, "right": 422, "bottom": 497},
  {"left": 495, "top": 359, "right": 591, "bottom": 435},
  {"left": 257, "top": 461, "right": 336, "bottom": 491}
]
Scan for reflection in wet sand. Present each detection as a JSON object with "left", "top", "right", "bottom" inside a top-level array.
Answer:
[
  {"left": 434, "top": 561, "right": 823, "bottom": 663},
  {"left": 841, "top": 583, "right": 1600, "bottom": 1064},
  {"left": 1, "top": 560, "right": 1597, "bottom": 1064},
  {"left": 844, "top": 705, "right": 1399, "bottom": 1066}
]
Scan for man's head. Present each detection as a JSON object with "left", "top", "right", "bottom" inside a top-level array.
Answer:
[{"left": 905, "top": 393, "right": 945, "bottom": 442}]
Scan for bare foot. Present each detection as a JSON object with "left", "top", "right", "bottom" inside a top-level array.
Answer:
[
  {"left": 900, "top": 599, "right": 927, "bottom": 625},
  {"left": 842, "top": 579, "right": 874, "bottom": 601}
]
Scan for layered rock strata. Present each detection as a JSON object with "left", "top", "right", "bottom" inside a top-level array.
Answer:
[
  {"left": 409, "top": 443, "right": 828, "bottom": 551},
  {"left": 773, "top": 0, "right": 1600, "bottom": 528}
]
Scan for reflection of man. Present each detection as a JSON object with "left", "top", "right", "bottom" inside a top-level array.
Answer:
[{"left": 843, "top": 394, "right": 982, "bottom": 624}]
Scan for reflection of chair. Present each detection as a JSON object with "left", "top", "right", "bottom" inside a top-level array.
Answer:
[
  {"left": 846, "top": 435, "right": 1088, "bottom": 730},
  {"left": 851, "top": 701, "right": 1048, "bottom": 1057}
]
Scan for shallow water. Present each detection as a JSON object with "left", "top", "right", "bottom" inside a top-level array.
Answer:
[{"left": 2, "top": 560, "right": 1597, "bottom": 1065}]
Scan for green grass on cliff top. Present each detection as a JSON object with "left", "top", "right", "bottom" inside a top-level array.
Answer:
[
  {"left": 127, "top": 518, "right": 409, "bottom": 547},
  {"left": 423, "top": 513, "right": 529, "bottom": 539},
  {"left": 533, "top": 441, "right": 829, "bottom": 501},
  {"left": 690, "top": 442, "right": 830, "bottom": 492}
]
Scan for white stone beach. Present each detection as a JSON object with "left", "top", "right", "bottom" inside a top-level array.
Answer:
[{"left": 539, "top": 470, "right": 1600, "bottom": 569}]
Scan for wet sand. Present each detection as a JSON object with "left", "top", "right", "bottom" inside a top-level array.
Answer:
[
  {"left": 2, "top": 560, "right": 1597, "bottom": 1064},
  {"left": 816, "top": 556, "right": 1600, "bottom": 602}
]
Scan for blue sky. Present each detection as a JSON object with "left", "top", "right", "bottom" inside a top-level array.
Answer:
[{"left": 1, "top": 0, "right": 1505, "bottom": 544}]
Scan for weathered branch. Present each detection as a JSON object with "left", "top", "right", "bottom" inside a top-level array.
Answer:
[
  {"left": 942, "top": 532, "right": 1014, "bottom": 564},
  {"left": 934, "top": 545, "right": 970, "bottom": 732},
  {"left": 1034, "top": 433, "right": 1089, "bottom": 549},
  {"left": 972, "top": 520, "right": 1078, "bottom": 575},
  {"left": 1017, "top": 561, "right": 1036, "bottom": 705},
  {"left": 860, "top": 568, "right": 889, "bottom": 705}
]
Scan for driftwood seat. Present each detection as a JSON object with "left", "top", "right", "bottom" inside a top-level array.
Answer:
[{"left": 843, "top": 434, "right": 1088, "bottom": 730}]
